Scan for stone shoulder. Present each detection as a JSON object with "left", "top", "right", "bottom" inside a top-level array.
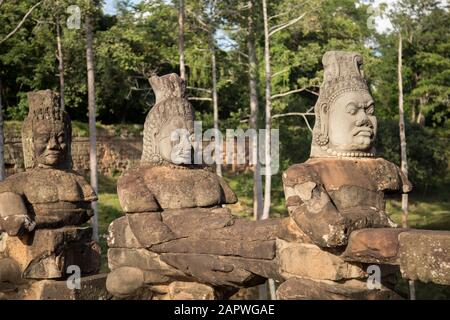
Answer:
[
  {"left": 282, "top": 163, "right": 321, "bottom": 188},
  {"left": 0, "top": 170, "right": 98, "bottom": 202}
]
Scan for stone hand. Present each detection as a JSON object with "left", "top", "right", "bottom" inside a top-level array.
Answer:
[{"left": 0, "top": 214, "right": 36, "bottom": 237}]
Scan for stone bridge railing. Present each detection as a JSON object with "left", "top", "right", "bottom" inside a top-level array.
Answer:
[{"left": 105, "top": 208, "right": 450, "bottom": 300}]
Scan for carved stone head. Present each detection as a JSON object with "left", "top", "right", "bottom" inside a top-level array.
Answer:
[
  {"left": 22, "top": 90, "right": 72, "bottom": 170},
  {"left": 141, "top": 74, "right": 194, "bottom": 165},
  {"left": 311, "top": 51, "right": 377, "bottom": 158}
]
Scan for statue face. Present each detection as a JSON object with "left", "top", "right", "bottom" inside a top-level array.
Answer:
[
  {"left": 328, "top": 91, "right": 377, "bottom": 152},
  {"left": 33, "top": 122, "right": 69, "bottom": 168},
  {"left": 158, "top": 116, "right": 193, "bottom": 164}
]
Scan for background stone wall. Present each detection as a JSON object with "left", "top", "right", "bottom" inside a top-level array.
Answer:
[
  {"left": 3, "top": 122, "right": 252, "bottom": 177},
  {"left": 4, "top": 125, "right": 143, "bottom": 177}
]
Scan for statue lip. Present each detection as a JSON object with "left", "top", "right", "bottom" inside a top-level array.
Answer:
[
  {"left": 352, "top": 127, "right": 373, "bottom": 137},
  {"left": 43, "top": 151, "right": 61, "bottom": 158},
  {"left": 176, "top": 152, "right": 191, "bottom": 159}
]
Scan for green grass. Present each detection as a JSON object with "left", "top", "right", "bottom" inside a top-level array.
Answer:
[
  {"left": 387, "top": 187, "right": 450, "bottom": 230},
  {"left": 97, "top": 174, "right": 122, "bottom": 273}
]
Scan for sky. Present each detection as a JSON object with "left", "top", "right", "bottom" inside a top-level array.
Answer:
[
  {"left": 103, "top": 0, "right": 397, "bottom": 33},
  {"left": 103, "top": 0, "right": 448, "bottom": 34}
]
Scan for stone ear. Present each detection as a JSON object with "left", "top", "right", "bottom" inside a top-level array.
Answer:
[{"left": 316, "top": 103, "right": 329, "bottom": 146}]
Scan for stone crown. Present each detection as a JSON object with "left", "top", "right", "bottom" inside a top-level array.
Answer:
[{"left": 320, "top": 51, "right": 369, "bottom": 104}]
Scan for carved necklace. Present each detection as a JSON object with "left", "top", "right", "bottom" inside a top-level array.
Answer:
[{"left": 325, "top": 147, "right": 374, "bottom": 158}]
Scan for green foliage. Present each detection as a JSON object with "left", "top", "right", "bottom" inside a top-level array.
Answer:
[
  {"left": 0, "top": 0, "right": 448, "bottom": 193},
  {"left": 376, "top": 119, "right": 448, "bottom": 188}
]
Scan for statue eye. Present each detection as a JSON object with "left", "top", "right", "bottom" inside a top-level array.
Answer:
[
  {"left": 57, "top": 133, "right": 65, "bottom": 144},
  {"left": 35, "top": 135, "right": 49, "bottom": 144},
  {"left": 366, "top": 104, "right": 374, "bottom": 115},
  {"left": 346, "top": 103, "right": 357, "bottom": 115}
]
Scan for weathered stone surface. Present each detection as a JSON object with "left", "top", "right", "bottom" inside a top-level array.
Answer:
[
  {"left": 107, "top": 216, "right": 141, "bottom": 248},
  {"left": 151, "top": 239, "right": 275, "bottom": 260},
  {"left": 283, "top": 159, "right": 402, "bottom": 248},
  {"left": 276, "top": 277, "right": 403, "bottom": 300},
  {"left": 277, "top": 217, "right": 313, "bottom": 243},
  {"left": 277, "top": 239, "right": 366, "bottom": 281},
  {"left": 22, "top": 274, "right": 110, "bottom": 300},
  {"left": 0, "top": 170, "right": 97, "bottom": 213},
  {"left": 106, "top": 267, "right": 145, "bottom": 298},
  {"left": 107, "top": 213, "right": 176, "bottom": 248},
  {"left": 107, "top": 248, "right": 186, "bottom": 280},
  {"left": 194, "top": 217, "right": 282, "bottom": 241},
  {"left": 160, "top": 253, "right": 268, "bottom": 287},
  {"left": 0, "top": 214, "right": 35, "bottom": 236},
  {"left": 0, "top": 258, "right": 22, "bottom": 290},
  {"left": 1, "top": 227, "right": 100, "bottom": 279},
  {"left": 343, "top": 228, "right": 408, "bottom": 264},
  {"left": 166, "top": 281, "right": 216, "bottom": 300},
  {"left": 398, "top": 230, "right": 450, "bottom": 285},
  {"left": 119, "top": 165, "right": 237, "bottom": 212},
  {"left": 161, "top": 207, "right": 235, "bottom": 237}
]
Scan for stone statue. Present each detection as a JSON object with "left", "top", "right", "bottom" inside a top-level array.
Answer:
[
  {"left": 117, "top": 73, "right": 236, "bottom": 213},
  {"left": 106, "top": 74, "right": 292, "bottom": 299},
  {"left": 0, "top": 90, "right": 103, "bottom": 299},
  {"left": 106, "top": 70, "right": 406, "bottom": 299},
  {"left": 283, "top": 51, "right": 412, "bottom": 248}
]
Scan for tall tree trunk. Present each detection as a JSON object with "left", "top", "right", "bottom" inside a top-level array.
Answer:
[
  {"left": 56, "top": 18, "right": 65, "bottom": 111},
  {"left": 262, "top": 0, "right": 271, "bottom": 220},
  {"left": 0, "top": 78, "right": 5, "bottom": 181},
  {"left": 209, "top": 31, "right": 221, "bottom": 176},
  {"left": 178, "top": 0, "right": 186, "bottom": 80},
  {"left": 261, "top": 0, "right": 277, "bottom": 300},
  {"left": 247, "top": 0, "right": 263, "bottom": 221},
  {"left": 86, "top": 13, "right": 98, "bottom": 242},
  {"left": 417, "top": 96, "right": 425, "bottom": 125},
  {"left": 410, "top": 103, "right": 416, "bottom": 122},
  {"left": 398, "top": 33, "right": 415, "bottom": 300}
]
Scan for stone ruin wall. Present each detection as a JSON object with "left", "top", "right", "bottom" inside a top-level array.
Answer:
[
  {"left": 3, "top": 128, "right": 251, "bottom": 177},
  {"left": 3, "top": 130, "right": 143, "bottom": 177}
]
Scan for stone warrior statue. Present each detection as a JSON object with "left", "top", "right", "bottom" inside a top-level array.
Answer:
[
  {"left": 106, "top": 74, "right": 296, "bottom": 299},
  {"left": 283, "top": 51, "right": 412, "bottom": 248},
  {"left": 0, "top": 90, "right": 102, "bottom": 299}
]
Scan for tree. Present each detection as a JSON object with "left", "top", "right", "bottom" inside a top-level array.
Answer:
[
  {"left": 0, "top": 1, "right": 42, "bottom": 44},
  {"left": 261, "top": 0, "right": 271, "bottom": 221},
  {"left": 398, "top": 29, "right": 417, "bottom": 302},
  {"left": 187, "top": 0, "right": 224, "bottom": 176},
  {"left": 178, "top": 0, "right": 186, "bottom": 80},
  {"left": 0, "top": 77, "right": 4, "bottom": 181},
  {"left": 247, "top": 0, "right": 263, "bottom": 221},
  {"left": 86, "top": 3, "right": 98, "bottom": 242},
  {"left": 56, "top": 16, "right": 65, "bottom": 110},
  {"left": 0, "top": 0, "right": 44, "bottom": 179},
  {"left": 387, "top": 0, "right": 449, "bottom": 126}
]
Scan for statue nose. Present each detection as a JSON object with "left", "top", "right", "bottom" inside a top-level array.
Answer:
[
  {"left": 355, "top": 112, "right": 371, "bottom": 127},
  {"left": 47, "top": 136, "right": 59, "bottom": 149}
]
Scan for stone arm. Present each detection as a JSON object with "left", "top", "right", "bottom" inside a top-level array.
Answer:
[
  {"left": 283, "top": 180, "right": 348, "bottom": 248},
  {"left": 0, "top": 192, "right": 36, "bottom": 236},
  {"left": 217, "top": 176, "right": 238, "bottom": 204},
  {"left": 117, "top": 172, "right": 161, "bottom": 213}
]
